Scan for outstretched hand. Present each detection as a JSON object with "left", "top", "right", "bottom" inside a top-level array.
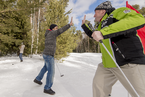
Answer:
[
  {"left": 82, "top": 15, "right": 86, "bottom": 25},
  {"left": 70, "top": 17, "right": 73, "bottom": 26}
]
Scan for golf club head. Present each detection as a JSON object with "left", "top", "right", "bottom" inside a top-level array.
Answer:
[{"left": 61, "top": 75, "right": 64, "bottom": 77}]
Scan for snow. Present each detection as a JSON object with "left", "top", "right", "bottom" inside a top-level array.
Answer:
[{"left": 0, "top": 53, "right": 130, "bottom": 97}]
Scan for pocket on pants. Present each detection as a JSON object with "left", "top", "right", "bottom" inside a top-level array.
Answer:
[
  {"left": 121, "top": 63, "right": 137, "bottom": 69},
  {"left": 128, "top": 63, "right": 138, "bottom": 68}
]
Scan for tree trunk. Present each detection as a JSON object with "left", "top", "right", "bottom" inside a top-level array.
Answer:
[
  {"left": 98, "top": 44, "right": 100, "bottom": 53},
  {"left": 94, "top": 42, "right": 96, "bottom": 53},
  {"left": 35, "top": 0, "right": 41, "bottom": 54},
  {"left": 30, "top": 10, "right": 34, "bottom": 55}
]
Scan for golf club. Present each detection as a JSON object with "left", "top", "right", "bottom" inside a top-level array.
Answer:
[{"left": 56, "top": 61, "right": 64, "bottom": 77}]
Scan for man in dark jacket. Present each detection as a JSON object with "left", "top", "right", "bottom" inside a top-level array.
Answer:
[
  {"left": 34, "top": 17, "right": 73, "bottom": 95},
  {"left": 82, "top": 1, "right": 145, "bottom": 97}
]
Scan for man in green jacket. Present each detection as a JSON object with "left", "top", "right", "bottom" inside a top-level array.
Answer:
[{"left": 82, "top": 1, "right": 145, "bottom": 97}]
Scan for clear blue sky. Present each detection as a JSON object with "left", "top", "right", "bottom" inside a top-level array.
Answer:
[{"left": 66, "top": 0, "right": 145, "bottom": 31}]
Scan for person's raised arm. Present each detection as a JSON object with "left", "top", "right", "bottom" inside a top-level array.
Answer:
[
  {"left": 54, "top": 17, "right": 73, "bottom": 36},
  {"left": 70, "top": 17, "right": 73, "bottom": 26},
  {"left": 82, "top": 15, "right": 86, "bottom": 25},
  {"left": 81, "top": 15, "right": 93, "bottom": 38}
]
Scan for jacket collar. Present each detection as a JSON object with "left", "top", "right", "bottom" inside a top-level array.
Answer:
[{"left": 101, "top": 13, "right": 109, "bottom": 21}]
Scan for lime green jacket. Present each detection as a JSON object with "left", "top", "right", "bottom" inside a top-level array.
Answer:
[{"left": 82, "top": 7, "right": 145, "bottom": 68}]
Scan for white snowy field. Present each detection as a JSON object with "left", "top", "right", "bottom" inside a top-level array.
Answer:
[{"left": 0, "top": 53, "right": 130, "bottom": 97}]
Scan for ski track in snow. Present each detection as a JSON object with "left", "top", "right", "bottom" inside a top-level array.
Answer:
[{"left": 0, "top": 53, "right": 129, "bottom": 97}]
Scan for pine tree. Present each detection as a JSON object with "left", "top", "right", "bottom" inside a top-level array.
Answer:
[{"left": 0, "top": 0, "right": 46, "bottom": 55}]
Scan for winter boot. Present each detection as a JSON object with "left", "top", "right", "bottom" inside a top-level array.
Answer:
[
  {"left": 44, "top": 88, "right": 55, "bottom": 95},
  {"left": 34, "top": 79, "right": 42, "bottom": 85}
]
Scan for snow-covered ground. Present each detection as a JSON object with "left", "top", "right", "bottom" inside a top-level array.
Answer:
[{"left": 0, "top": 53, "right": 130, "bottom": 97}]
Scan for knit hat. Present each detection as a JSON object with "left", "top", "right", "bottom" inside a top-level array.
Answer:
[
  {"left": 50, "top": 24, "right": 57, "bottom": 30},
  {"left": 95, "top": 1, "right": 113, "bottom": 11}
]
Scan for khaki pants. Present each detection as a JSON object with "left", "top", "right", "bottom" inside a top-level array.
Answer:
[{"left": 93, "top": 63, "right": 145, "bottom": 97}]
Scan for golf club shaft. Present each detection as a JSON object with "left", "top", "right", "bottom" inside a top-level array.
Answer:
[{"left": 56, "top": 61, "right": 63, "bottom": 77}]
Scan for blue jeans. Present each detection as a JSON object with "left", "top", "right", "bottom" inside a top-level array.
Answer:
[
  {"left": 19, "top": 53, "right": 23, "bottom": 61},
  {"left": 36, "top": 54, "right": 55, "bottom": 90}
]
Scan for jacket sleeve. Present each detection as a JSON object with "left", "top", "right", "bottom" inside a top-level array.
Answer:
[
  {"left": 53, "top": 24, "right": 71, "bottom": 37},
  {"left": 81, "top": 24, "right": 93, "bottom": 38},
  {"left": 100, "top": 7, "right": 145, "bottom": 39}
]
